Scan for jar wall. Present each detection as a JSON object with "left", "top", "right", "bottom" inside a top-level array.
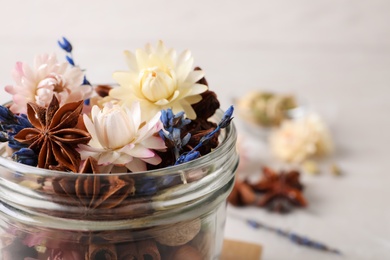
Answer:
[{"left": 0, "top": 199, "right": 230, "bottom": 260}]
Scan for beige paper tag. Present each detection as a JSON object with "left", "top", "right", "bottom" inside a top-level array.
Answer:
[{"left": 221, "top": 239, "right": 262, "bottom": 260}]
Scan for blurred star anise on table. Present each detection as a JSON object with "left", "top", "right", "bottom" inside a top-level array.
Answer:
[
  {"left": 228, "top": 167, "right": 307, "bottom": 213},
  {"left": 227, "top": 179, "right": 256, "bottom": 206},
  {"left": 249, "top": 167, "right": 307, "bottom": 213}
]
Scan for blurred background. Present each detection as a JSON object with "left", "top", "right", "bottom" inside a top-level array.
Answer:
[{"left": 0, "top": 0, "right": 389, "bottom": 259}]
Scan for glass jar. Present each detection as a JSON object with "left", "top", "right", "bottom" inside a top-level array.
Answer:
[{"left": 0, "top": 109, "right": 238, "bottom": 260}]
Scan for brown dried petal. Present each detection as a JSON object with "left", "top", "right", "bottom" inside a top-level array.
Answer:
[
  {"left": 50, "top": 99, "right": 83, "bottom": 130},
  {"left": 45, "top": 95, "right": 60, "bottom": 126},
  {"left": 95, "top": 85, "right": 113, "bottom": 97},
  {"left": 93, "top": 178, "right": 132, "bottom": 209},
  {"left": 51, "top": 128, "right": 91, "bottom": 144},
  {"left": 14, "top": 128, "right": 41, "bottom": 144},
  {"left": 52, "top": 141, "right": 81, "bottom": 172},
  {"left": 26, "top": 102, "right": 46, "bottom": 130}
]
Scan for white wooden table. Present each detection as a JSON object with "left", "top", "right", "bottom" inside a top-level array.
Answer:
[{"left": 0, "top": 1, "right": 389, "bottom": 259}]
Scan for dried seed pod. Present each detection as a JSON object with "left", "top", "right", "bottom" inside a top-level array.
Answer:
[
  {"left": 153, "top": 218, "right": 201, "bottom": 246},
  {"left": 228, "top": 180, "right": 256, "bottom": 206}
]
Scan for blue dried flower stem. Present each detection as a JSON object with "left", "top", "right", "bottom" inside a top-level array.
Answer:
[
  {"left": 159, "top": 109, "right": 192, "bottom": 160},
  {"left": 58, "top": 37, "right": 91, "bottom": 104},
  {"left": 175, "top": 106, "right": 234, "bottom": 165},
  {"left": 0, "top": 106, "right": 31, "bottom": 150},
  {"left": 12, "top": 148, "right": 38, "bottom": 166},
  {"left": 0, "top": 106, "right": 38, "bottom": 166},
  {"left": 231, "top": 214, "right": 342, "bottom": 255}
]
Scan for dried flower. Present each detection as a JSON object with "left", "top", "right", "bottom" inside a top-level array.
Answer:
[
  {"left": 0, "top": 105, "right": 32, "bottom": 149},
  {"left": 269, "top": 113, "right": 333, "bottom": 163},
  {"left": 78, "top": 102, "right": 166, "bottom": 172},
  {"left": 175, "top": 106, "right": 234, "bottom": 165},
  {"left": 11, "top": 148, "right": 38, "bottom": 166},
  {"left": 14, "top": 96, "right": 91, "bottom": 172},
  {"left": 57, "top": 37, "right": 92, "bottom": 105},
  {"left": 5, "top": 53, "right": 92, "bottom": 114},
  {"left": 159, "top": 109, "right": 191, "bottom": 159},
  {"left": 110, "top": 41, "right": 208, "bottom": 120},
  {"left": 57, "top": 37, "right": 73, "bottom": 53}
]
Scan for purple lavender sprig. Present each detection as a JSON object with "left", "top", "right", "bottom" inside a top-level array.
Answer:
[
  {"left": 58, "top": 37, "right": 91, "bottom": 104},
  {"left": 12, "top": 148, "right": 38, "bottom": 166},
  {"left": 0, "top": 106, "right": 38, "bottom": 166},
  {"left": 245, "top": 218, "right": 342, "bottom": 255},
  {"left": 175, "top": 106, "right": 234, "bottom": 165},
  {"left": 159, "top": 109, "right": 192, "bottom": 160},
  {"left": 0, "top": 106, "right": 31, "bottom": 150}
]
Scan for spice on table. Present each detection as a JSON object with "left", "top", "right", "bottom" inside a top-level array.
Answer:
[
  {"left": 227, "top": 179, "right": 256, "bottom": 206},
  {"left": 250, "top": 167, "right": 307, "bottom": 213},
  {"left": 228, "top": 167, "right": 307, "bottom": 213}
]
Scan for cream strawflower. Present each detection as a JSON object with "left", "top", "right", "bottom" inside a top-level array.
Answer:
[
  {"left": 110, "top": 41, "right": 208, "bottom": 120},
  {"left": 269, "top": 113, "right": 333, "bottom": 163},
  {"left": 5, "top": 53, "right": 92, "bottom": 114},
  {"left": 78, "top": 102, "right": 166, "bottom": 173}
]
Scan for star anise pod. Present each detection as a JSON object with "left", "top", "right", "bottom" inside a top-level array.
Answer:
[
  {"left": 52, "top": 157, "right": 136, "bottom": 210},
  {"left": 249, "top": 167, "right": 307, "bottom": 213},
  {"left": 228, "top": 179, "right": 256, "bottom": 206},
  {"left": 250, "top": 167, "right": 304, "bottom": 191},
  {"left": 14, "top": 96, "right": 91, "bottom": 172}
]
